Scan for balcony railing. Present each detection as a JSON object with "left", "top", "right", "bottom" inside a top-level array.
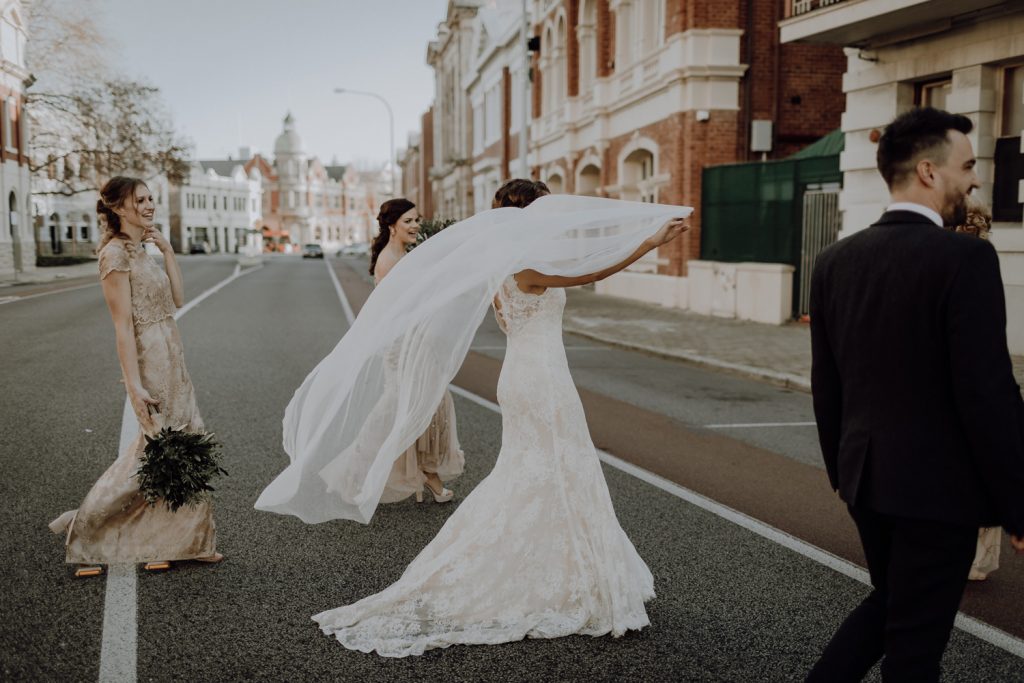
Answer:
[{"left": 788, "top": 0, "right": 848, "bottom": 18}]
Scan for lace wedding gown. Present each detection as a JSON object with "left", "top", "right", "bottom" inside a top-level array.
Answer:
[{"left": 313, "top": 276, "right": 654, "bottom": 656}]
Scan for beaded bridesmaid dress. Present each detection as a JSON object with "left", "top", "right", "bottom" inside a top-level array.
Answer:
[{"left": 49, "top": 239, "right": 216, "bottom": 564}]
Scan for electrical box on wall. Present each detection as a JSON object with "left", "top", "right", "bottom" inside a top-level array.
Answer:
[{"left": 751, "top": 120, "right": 773, "bottom": 153}]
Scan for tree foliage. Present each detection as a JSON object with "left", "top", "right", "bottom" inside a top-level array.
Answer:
[{"left": 26, "top": 0, "right": 191, "bottom": 196}]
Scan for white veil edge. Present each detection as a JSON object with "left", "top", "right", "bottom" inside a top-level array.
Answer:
[{"left": 255, "top": 194, "right": 693, "bottom": 524}]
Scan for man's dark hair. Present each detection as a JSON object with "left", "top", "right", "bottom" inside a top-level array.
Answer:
[{"left": 876, "top": 107, "right": 973, "bottom": 189}]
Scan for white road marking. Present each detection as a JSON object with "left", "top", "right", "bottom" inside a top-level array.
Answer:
[
  {"left": 334, "top": 263, "right": 1024, "bottom": 661},
  {"left": 0, "top": 281, "right": 98, "bottom": 305},
  {"left": 705, "top": 421, "right": 817, "bottom": 429},
  {"left": 324, "top": 259, "right": 355, "bottom": 324},
  {"left": 98, "top": 260, "right": 263, "bottom": 683},
  {"left": 470, "top": 345, "right": 612, "bottom": 351},
  {"left": 98, "top": 564, "right": 137, "bottom": 682}
]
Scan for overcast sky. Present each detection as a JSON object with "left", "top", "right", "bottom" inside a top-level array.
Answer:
[{"left": 99, "top": 0, "right": 450, "bottom": 166}]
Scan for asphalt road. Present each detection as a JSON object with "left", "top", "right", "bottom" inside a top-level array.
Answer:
[{"left": 1, "top": 253, "right": 1021, "bottom": 681}]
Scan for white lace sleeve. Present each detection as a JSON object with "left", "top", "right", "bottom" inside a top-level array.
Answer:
[{"left": 492, "top": 294, "right": 508, "bottom": 335}]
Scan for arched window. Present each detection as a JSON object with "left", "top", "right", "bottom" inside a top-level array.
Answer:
[
  {"left": 577, "top": 0, "right": 598, "bottom": 93},
  {"left": 615, "top": 1, "right": 635, "bottom": 68},
  {"left": 546, "top": 173, "right": 564, "bottom": 194},
  {"left": 577, "top": 164, "right": 601, "bottom": 196},
  {"left": 555, "top": 16, "right": 567, "bottom": 106},
  {"left": 622, "top": 148, "right": 656, "bottom": 202},
  {"left": 49, "top": 211, "right": 61, "bottom": 254},
  {"left": 639, "top": 0, "right": 662, "bottom": 54},
  {"left": 8, "top": 191, "right": 17, "bottom": 238},
  {"left": 542, "top": 26, "right": 554, "bottom": 114}
]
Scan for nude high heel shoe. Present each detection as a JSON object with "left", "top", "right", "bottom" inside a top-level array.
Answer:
[{"left": 417, "top": 480, "right": 454, "bottom": 503}]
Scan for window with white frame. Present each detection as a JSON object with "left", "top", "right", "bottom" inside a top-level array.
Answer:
[
  {"left": 473, "top": 101, "right": 484, "bottom": 154},
  {"left": 485, "top": 82, "right": 501, "bottom": 146},
  {"left": 994, "top": 63, "right": 1024, "bottom": 222},
  {"left": 639, "top": 0, "right": 662, "bottom": 55},
  {"left": 578, "top": 0, "right": 598, "bottom": 92}
]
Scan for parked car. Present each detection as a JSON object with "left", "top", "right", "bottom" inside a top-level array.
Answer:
[
  {"left": 302, "top": 243, "right": 324, "bottom": 259},
  {"left": 340, "top": 242, "right": 370, "bottom": 256},
  {"left": 189, "top": 240, "right": 211, "bottom": 254}
]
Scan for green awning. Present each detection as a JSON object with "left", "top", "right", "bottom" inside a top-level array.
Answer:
[{"left": 787, "top": 129, "right": 845, "bottom": 159}]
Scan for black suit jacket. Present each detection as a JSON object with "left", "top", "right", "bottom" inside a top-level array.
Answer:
[{"left": 810, "top": 210, "right": 1024, "bottom": 535}]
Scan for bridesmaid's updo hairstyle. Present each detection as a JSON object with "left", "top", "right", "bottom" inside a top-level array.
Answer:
[
  {"left": 98, "top": 176, "right": 147, "bottom": 250},
  {"left": 492, "top": 178, "right": 550, "bottom": 209},
  {"left": 369, "top": 197, "right": 416, "bottom": 275}
]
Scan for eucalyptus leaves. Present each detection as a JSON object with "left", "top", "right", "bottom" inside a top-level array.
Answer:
[{"left": 135, "top": 427, "right": 228, "bottom": 512}]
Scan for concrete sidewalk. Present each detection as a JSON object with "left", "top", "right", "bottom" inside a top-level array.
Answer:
[
  {"left": 563, "top": 287, "right": 1024, "bottom": 392},
  {"left": 0, "top": 260, "right": 98, "bottom": 287}
]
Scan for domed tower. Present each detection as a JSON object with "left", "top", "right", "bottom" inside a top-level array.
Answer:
[{"left": 273, "top": 112, "right": 310, "bottom": 246}]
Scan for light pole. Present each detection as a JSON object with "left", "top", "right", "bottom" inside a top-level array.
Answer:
[{"left": 334, "top": 87, "right": 396, "bottom": 197}]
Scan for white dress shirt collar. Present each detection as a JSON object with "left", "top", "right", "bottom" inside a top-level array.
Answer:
[{"left": 886, "top": 202, "right": 943, "bottom": 228}]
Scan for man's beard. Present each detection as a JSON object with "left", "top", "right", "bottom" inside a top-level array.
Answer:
[{"left": 942, "top": 192, "right": 969, "bottom": 228}]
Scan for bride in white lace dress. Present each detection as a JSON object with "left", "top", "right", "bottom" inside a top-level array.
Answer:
[{"left": 312, "top": 179, "right": 690, "bottom": 656}]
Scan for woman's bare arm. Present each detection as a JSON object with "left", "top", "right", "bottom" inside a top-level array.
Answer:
[
  {"left": 514, "top": 217, "right": 690, "bottom": 293},
  {"left": 101, "top": 271, "right": 159, "bottom": 428}
]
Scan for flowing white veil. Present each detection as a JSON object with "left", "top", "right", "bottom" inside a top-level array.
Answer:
[{"left": 255, "top": 195, "right": 692, "bottom": 524}]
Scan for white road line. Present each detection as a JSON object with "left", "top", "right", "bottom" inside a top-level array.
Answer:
[
  {"left": 98, "top": 260, "right": 264, "bottom": 683},
  {"left": 98, "top": 564, "right": 137, "bottom": 682},
  {"left": 470, "top": 345, "right": 612, "bottom": 352},
  {"left": 324, "top": 259, "right": 355, "bottom": 324},
  {"left": 335, "top": 263, "right": 1024, "bottom": 661},
  {"left": 0, "top": 281, "right": 98, "bottom": 305},
  {"left": 705, "top": 421, "right": 817, "bottom": 429}
]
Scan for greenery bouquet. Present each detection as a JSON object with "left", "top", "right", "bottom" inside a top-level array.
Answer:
[{"left": 135, "top": 427, "right": 228, "bottom": 512}]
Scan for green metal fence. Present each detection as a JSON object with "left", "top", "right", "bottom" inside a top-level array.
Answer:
[{"left": 700, "top": 143, "right": 843, "bottom": 317}]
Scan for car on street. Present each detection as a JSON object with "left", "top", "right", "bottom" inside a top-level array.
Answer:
[
  {"left": 340, "top": 242, "right": 370, "bottom": 256},
  {"left": 302, "top": 243, "right": 324, "bottom": 259},
  {"left": 189, "top": 240, "right": 211, "bottom": 254}
]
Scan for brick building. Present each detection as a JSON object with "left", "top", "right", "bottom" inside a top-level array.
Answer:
[
  {"left": 238, "top": 113, "right": 359, "bottom": 252},
  {"left": 529, "top": 0, "right": 845, "bottom": 281},
  {"left": 410, "top": 0, "right": 844, "bottom": 304}
]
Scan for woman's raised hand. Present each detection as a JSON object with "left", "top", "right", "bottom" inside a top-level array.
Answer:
[
  {"left": 646, "top": 217, "right": 690, "bottom": 249},
  {"left": 143, "top": 226, "right": 173, "bottom": 254}
]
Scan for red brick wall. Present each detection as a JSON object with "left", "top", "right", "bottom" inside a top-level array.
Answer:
[
  {"left": 502, "top": 66, "right": 512, "bottom": 180},
  {"left": 421, "top": 108, "right": 434, "bottom": 219},
  {"left": 597, "top": 1, "right": 613, "bottom": 77},
  {"left": 776, "top": 42, "right": 847, "bottom": 156},
  {"left": 567, "top": 0, "right": 580, "bottom": 97},
  {"left": 601, "top": 110, "right": 741, "bottom": 275}
]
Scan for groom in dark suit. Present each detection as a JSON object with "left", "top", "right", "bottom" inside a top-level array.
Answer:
[{"left": 808, "top": 107, "right": 1024, "bottom": 681}]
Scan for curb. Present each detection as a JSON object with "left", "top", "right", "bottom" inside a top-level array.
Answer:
[{"left": 562, "top": 323, "right": 813, "bottom": 393}]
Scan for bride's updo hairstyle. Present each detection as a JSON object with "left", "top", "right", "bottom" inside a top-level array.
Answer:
[
  {"left": 492, "top": 178, "right": 550, "bottom": 209},
  {"left": 370, "top": 197, "right": 416, "bottom": 275},
  {"left": 97, "top": 176, "right": 147, "bottom": 250}
]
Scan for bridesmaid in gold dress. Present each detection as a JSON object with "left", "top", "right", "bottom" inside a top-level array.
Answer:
[
  {"left": 370, "top": 198, "right": 465, "bottom": 504},
  {"left": 951, "top": 198, "right": 1003, "bottom": 581},
  {"left": 49, "top": 176, "right": 222, "bottom": 572}
]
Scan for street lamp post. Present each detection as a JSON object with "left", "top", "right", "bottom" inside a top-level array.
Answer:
[{"left": 333, "top": 87, "right": 396, "bottom": 197}]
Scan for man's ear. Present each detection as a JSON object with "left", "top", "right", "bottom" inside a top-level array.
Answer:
[{"left": 916, "top": 159, "right": 937, "bottom": 189}]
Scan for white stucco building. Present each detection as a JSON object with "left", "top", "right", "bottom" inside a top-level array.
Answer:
[
  {"left": 169, "top": 160, "right": 262, "bottom": 254},
  {"left": 0, "top": 0, "right": 31, "bottom": 280},
  {"left": 781, "top": 0, "right": 1024, "bottom": 349}
]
